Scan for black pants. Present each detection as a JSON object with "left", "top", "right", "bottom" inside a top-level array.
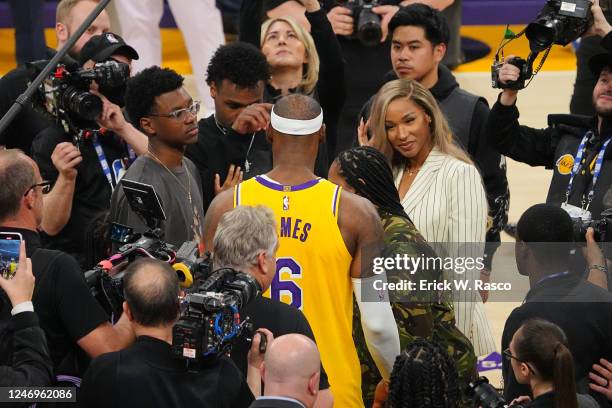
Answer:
[{"left": 8, "top": 0, "right": 47, "bottom": 66}]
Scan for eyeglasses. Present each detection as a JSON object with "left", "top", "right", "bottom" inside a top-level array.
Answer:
[
  {"left": 503, "top": 348, "right": 535, "bottom": 373},
  {"left": 23, "top": 181, "right": 52, "bottom": 196},
  {"left": 149, "top": 101, "right": 200, "bottom": 121}
]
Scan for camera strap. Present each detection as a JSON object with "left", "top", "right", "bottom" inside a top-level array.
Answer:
[
  {"left": 565, "top": 131, "right": 612, "bottom": 210},
  {"left": 92, "top": 134, "right": 115, "bottom": 190}
]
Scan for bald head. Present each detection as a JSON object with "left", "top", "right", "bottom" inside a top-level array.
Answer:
[
  {"left": 273, "top": 94, "right": 322, "bottom": 121},
  {"left": 0, "top": 149, "right": 38, "bottom": 222},
  {"left": 264, "top": 334, "right": 320, "bottom": 382},
  {"left": 123, "top": 258, "right": 180, "bottom": 327}
]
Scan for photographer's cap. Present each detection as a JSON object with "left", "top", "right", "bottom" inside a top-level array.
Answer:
[
  {"left": 589, "top": 52, "right": 612, "bottom": 77},
  {"left": 79, "top": 33, "right": 139, "bottom": 65}
]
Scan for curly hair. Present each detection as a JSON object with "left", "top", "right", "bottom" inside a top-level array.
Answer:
[
  {"left": 124, "top": 66, "right": 184, "bottom": 130},
  {"left": 206, "top": 42, "right": 270, "bottom": 88},
  {"left": 388, "top": 338, "right": 460, "bottom": 408},
  {"left": 388, "top": 3, "right": 450, "bottom": 45}
]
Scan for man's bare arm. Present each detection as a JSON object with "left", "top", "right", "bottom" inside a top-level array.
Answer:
[{"left": 202, "top": 188, "right": 235, "bottom": 252}]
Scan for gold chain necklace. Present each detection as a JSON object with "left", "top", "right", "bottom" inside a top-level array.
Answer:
[
  {"left": 406, "top": 164, "right": 422, "bottom": 177},
  {"left": 147, "top": 149, "right": 193, "bottom": 206}
]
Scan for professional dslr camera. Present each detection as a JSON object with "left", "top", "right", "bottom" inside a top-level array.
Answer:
[
  {"left": 492, "top": 0, "right": 593, "bottom": 90},
  {"left": 29, "top": 59, "right": 129, "bottom": 143},
  {"left": 343, "top": 0, "right": 382, "bottom": 47},
  {"left": 172, "top": 267, "right": 262, "bottom": 365},
  {"left": 466, "top": 377, "right": 526, "bottom": 408},
  {"left": 565, "top": 207, "right": 612, "bottom": 242}
]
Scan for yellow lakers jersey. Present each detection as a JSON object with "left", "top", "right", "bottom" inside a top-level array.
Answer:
[{"left": 234, "top": 175, "right": 362, "bottom": 407}]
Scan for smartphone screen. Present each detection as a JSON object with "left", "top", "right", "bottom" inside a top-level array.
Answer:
[{"left": 0, "top": 232, "right": 22, "bottom": 280}]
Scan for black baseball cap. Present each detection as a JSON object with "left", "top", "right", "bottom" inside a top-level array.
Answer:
[
  {"left": 78, "top": 32, "right": 139, "bottom": 65},
  {"left": 589, "top": 52, "right": 612, "bottom": 77}
]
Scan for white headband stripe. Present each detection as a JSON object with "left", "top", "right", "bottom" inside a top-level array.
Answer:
[{"left": 270, "top": 107, "right": 323, "bottom": 135}]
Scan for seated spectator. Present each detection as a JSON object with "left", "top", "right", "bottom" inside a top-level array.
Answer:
[
  {"left": 502, "top": 204, "right": 612, "bottom": 406},
  {"left": 110, "top": 66, "right": 203, "bottom": 249},
  {"left": 251, "top": 334, "right": 322, "bottom": 408},
  {"left": 386, "top": 338, "right": 460, "bottom": 408},
  {"left": 32, "top": 33, "right": 147, "bottom": 269},
  {"left": 0, "top": 149, "right": 134, "bottom": 378},
  {"left": 329, "top": 146, "right": 476, "bottom": 405},
  {"left": 506, "top": 318, "right": 594, "bottom": 408},
  {"left": 240, "top": 0, "right": 344, "bottom": 164},
  {"left": 185, "top": 42, "right": 273, "bottom": 213},
  {"left": 213, "top": 205, "right": 333, "bottom": 407},
  {"left": 80, "top": 258, "right": 254, "bottom": 408},
  {"left": 0, "top": 240, "right": 53, "bottom": 387},
  {"left": 362, "top": 78, "right": 495, "bottom": 357}
]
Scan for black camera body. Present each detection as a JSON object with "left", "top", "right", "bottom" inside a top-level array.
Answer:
[
  {"left": 526, "top": 0, "right": 592, "bottom": 52},
  {"left": 492, "top": 57, "right": 532, "bottom": 90},
  {"left": 466, "top": 377, "right": 526, "bottom": 408},
  {"left": 572, "top": 215, "right": 612, "bottom": 242},
  {"left": 344, "top": 0, "right": 382, "bottom": 47},
  {"left": 31, "top": 59, "right": 129, "bottom": 142},
  {"left": 172, "top": 268, "right": 262, "bottom": 364}
]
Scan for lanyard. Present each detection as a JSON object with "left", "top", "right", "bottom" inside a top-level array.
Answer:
[
  {"left": 565, "top": 131, "right": 612, "bottom": 210},
  {"left": 535, "top": 271, "right": 570, "bottom": 287},
  {"left": 92, "top": 132, "right": 135, "bottom": 190}
]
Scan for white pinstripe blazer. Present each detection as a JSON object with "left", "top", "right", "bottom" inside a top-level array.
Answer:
[{"left": 393, "top": 147, "right": 496, "bottom": 356}]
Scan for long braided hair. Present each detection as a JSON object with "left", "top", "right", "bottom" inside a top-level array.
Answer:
[
  {"left": 388, "top": 338, "right": 460, "bottom": 408},
  {"left": 336, "top": 146, "right": 408, "bottom": 220}
]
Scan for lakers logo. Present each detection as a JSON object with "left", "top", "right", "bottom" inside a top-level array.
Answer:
[{"left": 556, "top": 154, "right": 574, "bottom": 175}]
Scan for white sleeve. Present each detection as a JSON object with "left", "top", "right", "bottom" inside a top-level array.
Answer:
[{"left": 352, "top": 275, "right": 400, "bottom": 380}]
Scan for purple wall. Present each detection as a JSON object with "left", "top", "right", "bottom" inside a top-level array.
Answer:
[{"left": 0, "top": 0, "right": 546, "bottom": 28}]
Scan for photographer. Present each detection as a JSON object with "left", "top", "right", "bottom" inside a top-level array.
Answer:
[
  {"left": 486, "top": 0, "right": 612, "bottom": 236},
  {"left": 0, "top": 0, "right": 112, "bottom": 154},
  {"left": 0, "top": 149, "right": 135, "bottom": 378},
  {"left": 212, "top": 205, "right": 333, "bottom": 407},
  {"left": 32, "top": 33, "right": 147, "bottom": 268},
  {"left": 0, "top": 240, "right": 54, "bottom": 389},
  {"left": 501, "top": 204, "right": 612, "bottom": 406},
  {"left": 80, "top": 258, "right": 254, "bottom": 408}
]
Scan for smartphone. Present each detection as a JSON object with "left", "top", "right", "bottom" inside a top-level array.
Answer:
[{"left": 0, "top": 232, "right": 22, "bottom": 280}]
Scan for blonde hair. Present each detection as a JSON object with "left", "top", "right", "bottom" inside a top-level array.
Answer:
[
  {"left": 261, "top": 17, "right": 319, "bottom": 95},
  {"left": 369, "top": 79, "right": 472, "bottom": 166},
  {"left": 56, "top": 0, "right": 98, "bottom": 25}
]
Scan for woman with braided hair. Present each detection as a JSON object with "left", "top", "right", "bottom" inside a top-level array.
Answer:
[
  {"left": 329, "top": 146, "right": 476, "bottom": 407},
  {"left": 387, "top": 338, "right": 460, "bottom": 408}
]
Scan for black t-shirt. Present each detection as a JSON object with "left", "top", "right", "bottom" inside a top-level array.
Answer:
[
  {"left": 31, "top": 124, "right": 131, "bottom": 268},
  {"left": 185, "top": 115, "right": 273, "bottom": 213},
  {"left": 230, "top": 296, "right": 330, "bottom": 390},
  {"left": 0, "top": 227, "right": 109, "bottom": 377},
  {"left": 80, "top": 335, "right": 254, "bottom": 408}
]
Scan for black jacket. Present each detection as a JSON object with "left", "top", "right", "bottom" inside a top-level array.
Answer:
[
  {"left": 185, "top": 116, "right": 273, "bottom": 213},
  {"left": 487, "top": 96, "right": 612, "bottom": 220},
  {"left": 80, "top": 335, "right": 254, "bottom": 408},
  {"left": 239, "top": 1, "right": 345, "bottom": 163},
  {"left": 361, "top": 65, "right": 510, "bottom": 262},
  {"left": 487, "top": 32, "right": 612, "bottom": 221},
  {"left": 0, "top": 309, "right": 54, "bottom": 390},
  {"left": 501, "top": 273, "right": 612, "bottom": 407}
]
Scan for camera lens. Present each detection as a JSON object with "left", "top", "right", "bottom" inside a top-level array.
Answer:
[
  {"left": 357, "top": 8, "right": 382, "bottom": 47},
  {"left": 60, "top": 86, "right": 103, "bottom": 120},
  {"left": 94, "top": 60, "right": 130, "bottom": 88}
]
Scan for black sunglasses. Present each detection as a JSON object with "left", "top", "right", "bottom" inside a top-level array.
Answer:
[
  {"left": 24, "top": 181, "right": 52, "bottom": 196},
  {"left": 503, "top": 348, "right": 535, "bottom": 373}
]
